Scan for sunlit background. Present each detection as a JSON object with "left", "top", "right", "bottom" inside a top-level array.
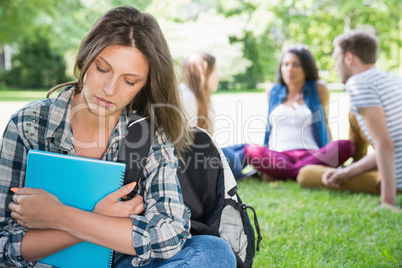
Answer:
[{"left": 1, "top": 0, "right": 402, "bottom": 91}]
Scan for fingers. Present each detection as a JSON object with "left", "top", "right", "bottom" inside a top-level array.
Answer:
[
  {"left": 10, "top": 187, "right": 42, "bottom": 195},
  {"left": 94, "top": 183, "right": 143, "bottom": 217},
  {"left": 322, "top": 169, "right": 339, "bottom": 188},
  {"left": 328, "top": 172, "right": 341, "bottom": 188},
  {"left": 322, "top": 168, "right": 348, "bottom": 188},
  {"left": 10, "top": 210, "right": 28, "bottom": 227},
  {"left": 8, "top": 200, "right": 19, "bottom": 212},
  {"left": 321, "top": 170, "right": 334, "bottom": 185},
  {"left": 106, "top": 182, "right": 137, "bottom": 202},
  {"left": 126, "top": 194, "right": 144, "bottom": 215}
]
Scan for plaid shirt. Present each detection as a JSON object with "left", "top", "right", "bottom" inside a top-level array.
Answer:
[{"left": 0, "top": 87, "right": 191, "bottom": 267}]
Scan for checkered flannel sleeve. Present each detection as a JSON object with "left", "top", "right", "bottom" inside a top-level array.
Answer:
[
  {"left": 129, "top": 130, "right": 191, "bottom": 266},
  {"left": 0, "top": 117, "right": 37, "bottom": 267}
]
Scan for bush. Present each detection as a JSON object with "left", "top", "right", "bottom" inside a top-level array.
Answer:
[{"left": 4, "top": 35, "right": 68, "bottom": 89}]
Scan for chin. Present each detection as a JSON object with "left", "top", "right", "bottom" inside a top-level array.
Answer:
[{"left": 90, "top": 107, "right": 117, "bottom": 118}]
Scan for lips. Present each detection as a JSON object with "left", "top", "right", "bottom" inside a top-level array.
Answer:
[{"left": 95, "top": 96, "right": 114, "bottom": 108}]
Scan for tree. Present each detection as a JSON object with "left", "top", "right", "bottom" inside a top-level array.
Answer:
[
  {"left": 145, "top": 0, "right": 252, "bottom": 84},
  {"left": 3, "top": 31, "right": 68, "bottom": 88}
]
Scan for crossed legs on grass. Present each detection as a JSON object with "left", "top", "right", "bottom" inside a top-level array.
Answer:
[
  {"left": 243, "top": 140, "right": 355, "bottom": 180},
  {"left": 221, "top": 143, "right": 258, "bottom": 179},
  {"left": 297, "top": 165, "right": 381, "bottom": 194},
  {"left": 113, "top": 235, "right": 236, "bottom": 268}
]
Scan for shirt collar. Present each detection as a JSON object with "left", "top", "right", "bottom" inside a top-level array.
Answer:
[
  {"left": 45, "top": 86, "right": 75, "bottom": 151},
  {"left": 45, "top": 86, "right": 130, "bottom": 153},
  {"left": 109, "top": 107, "right": 129, "bottom": 148}
]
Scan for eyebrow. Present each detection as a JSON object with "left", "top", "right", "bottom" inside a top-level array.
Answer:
[{"left": 98, "top": 56, "right": 145, "bottom": 79}]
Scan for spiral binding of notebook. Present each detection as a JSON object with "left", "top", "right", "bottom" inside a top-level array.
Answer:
[
  {"left": 120, "top": 170, "right": 125, "bottom": 185},
  {"left": 107, "top": 250, "right": 114, "bottom": 268}
]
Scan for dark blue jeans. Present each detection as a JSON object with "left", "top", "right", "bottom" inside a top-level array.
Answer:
[
  {"left": 221, "top": 143, "right": 256, "bottom": 179},
  {"left": 113, "top": 235, "right": 236, "bottom": 267}
]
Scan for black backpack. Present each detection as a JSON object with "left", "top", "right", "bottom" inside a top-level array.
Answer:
[{"left": 119, "top": 115, "right": 262, "bottom": 268}]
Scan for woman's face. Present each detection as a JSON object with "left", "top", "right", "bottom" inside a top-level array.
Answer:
[
  {"left": 280, "top": 52, "right": 306, "bottom": 85},
  {"left": 207, "top": 66, "right": 219, "bottom": 93},
  {"left": 80, "top": 45, "right": 149, "bottom": 118}
]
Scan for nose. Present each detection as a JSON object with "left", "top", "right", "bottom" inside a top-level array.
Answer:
[
  {"left": 283, "top": 64, "right": 292, "bottom": 72},
  {"left": 102, "top": 79, "right": 118, "bottom": 96}
]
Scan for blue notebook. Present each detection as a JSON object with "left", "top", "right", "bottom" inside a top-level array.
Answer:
[{"left": 25, "top": 149, "right": 126, "bottom": 268}]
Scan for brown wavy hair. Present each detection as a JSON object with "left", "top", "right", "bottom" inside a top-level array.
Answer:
[
  {"left": 48, "top": 6, "right": 192, "bottom": 154},
  {"left": 333, "top": 28, "right": 379, "bottom": 64},
  {"left": 181, "top": 51, "right": 216, "bottom": 134}
]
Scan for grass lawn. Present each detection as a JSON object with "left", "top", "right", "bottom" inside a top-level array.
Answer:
[
  {"left": 1, "top": 89, "right": 400, "bottom": 267},
  {"left": 0, "top": 90, "right": 48, "bottom": 102},
  {"left": 238, "top": 178, "right": 402, "bottom": 267}
]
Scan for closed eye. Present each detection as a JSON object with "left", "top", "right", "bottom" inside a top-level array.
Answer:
[
  {"left": 125, "top": 80, "right": 135, "bottom": 86},
  {"left": 96, "top": 65, "right": 108, "bottom": 73}
]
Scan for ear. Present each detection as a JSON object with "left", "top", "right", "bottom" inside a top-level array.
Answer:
[{"left": 344, "top": 51, "right": 354, "bottom": 65}]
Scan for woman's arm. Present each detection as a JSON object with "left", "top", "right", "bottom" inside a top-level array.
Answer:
[
  {"left": 10, "top": 183, "right": 144, "bottom": 261},
  {"left": 316, "top": 81, "right": 332, "bottom": 140},
  {"left": 128, "top": 129, "right": 191, "bottom": 266},
  {"left": 0, "top": 118, "right": 37, "bottom": 267},
  {"left": 20, "top": 229, "right": 82, "bottom": 262},
  {"left": 11, "top": 130, "right": 190, "bottom": 266},
  {"left": 266, "top": 84, "right": 273, "bottom": 103}
]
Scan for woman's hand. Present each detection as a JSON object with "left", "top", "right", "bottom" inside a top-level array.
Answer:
[
  {"left": 322, "top": 168, "right": 350, "bottom": 188},
  {"left": 8, "top": 187, "right": 64, "bottom": 229},
  {"left": 94, "top": 182, "right": 144, "bottom": 218}
]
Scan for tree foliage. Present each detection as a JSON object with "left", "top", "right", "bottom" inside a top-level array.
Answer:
[
  {"left": 3, "top": 32, "right": 68, "bottom": 89},
  {"left": 215, "top": 0, "right": 402, "bottom": 87},
  {"left": 1, "top": 0, "right": 401, "bottom": 89}
]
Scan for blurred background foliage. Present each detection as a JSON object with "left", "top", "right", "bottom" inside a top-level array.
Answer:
[{"left": 0, "top": 0, "right": 401, "bottom": 90}]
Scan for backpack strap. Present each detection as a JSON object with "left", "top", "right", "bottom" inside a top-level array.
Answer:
[
  {"left": 241, "top": 202, "right": 262, "bottom": 251},
  {"left": 119, "top": 114, "right": 153, "bottom": 200}
]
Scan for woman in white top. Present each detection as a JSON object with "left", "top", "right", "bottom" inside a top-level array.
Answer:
[
  {"left": 228, "top": 45, "right": 355, "bottom": 180},
  {"left": 179, "top": 51, "right": 219, "bottom": 134}
]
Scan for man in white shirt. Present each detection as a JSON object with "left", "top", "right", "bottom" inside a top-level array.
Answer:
[{"left": 298, "top": 29, "right": 402, "bottom": 208}]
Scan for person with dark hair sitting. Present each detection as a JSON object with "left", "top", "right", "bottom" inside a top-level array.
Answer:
[{"left": 224, "top": 45, "right": 355, "bottom": 181}]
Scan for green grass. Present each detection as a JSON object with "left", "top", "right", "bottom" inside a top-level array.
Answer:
[
  {"left": 214, "top": 88, "right": 266, "bottom": 94},
  {"left": 1, "top": 88, "right": 399, "bottom": 267},
  {"left": 0, "top": 90, "right": 48, "bottom": 102},
  {"left": 237, "top": 178, "right": 402, "bottom": 267}
]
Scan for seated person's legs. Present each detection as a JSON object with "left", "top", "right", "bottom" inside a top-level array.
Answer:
[
  {"left": 300, "top": 139, "right": 355, "bottom": 168},
  {"left": 243, "top": 144, "right": 299, "bottom": 180},
  {"left": 297, "top": 165, "right": 380, "bottom": 194},
  {"left": 113, "top": 235, "right": 236, "bottom": 268},
  {"left": 221, "top": 144, "right": 251, "bottom": 179}
]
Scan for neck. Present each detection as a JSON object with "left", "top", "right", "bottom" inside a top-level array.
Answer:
[
  {"left": 286, "top": 81, "right": 304, "bottom": 95},
  {"left": 71, "top": 94, "right": 119, "bottom": 140},
  {"left": 353, "top": 64, "right": 375, "bottom": 75}
]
